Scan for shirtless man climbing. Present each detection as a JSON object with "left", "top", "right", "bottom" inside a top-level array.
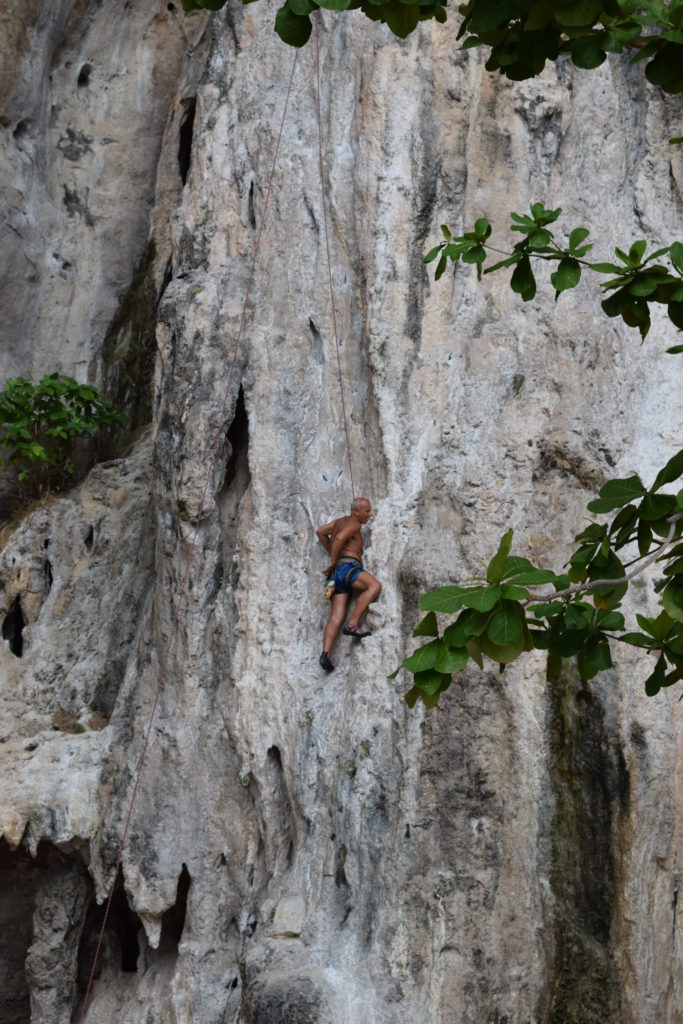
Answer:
[{"left": 316, "top": 497, "right": 382, "bottom": 672}]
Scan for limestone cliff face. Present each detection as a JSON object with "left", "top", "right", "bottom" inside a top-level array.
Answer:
[{"left": 0, "top": 2, "right": 681, "bottom": 1022}]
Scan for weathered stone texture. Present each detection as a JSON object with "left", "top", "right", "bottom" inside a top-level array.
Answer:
[{"left": 0, "top": 2, "right": 681, "bottom": 1023}]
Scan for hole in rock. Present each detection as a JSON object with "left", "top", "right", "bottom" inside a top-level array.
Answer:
[
  {"left": 43, "top": 559, "right": 53, "bottom": 596},
  {"left": 158, "top": 864, "right": 191, "bottom": 954},
  {"left": 3, "top": 597, "right": 25, "bottom": 657},
  {"left": 0, "top": 839, "right": 35, "bottom": 1023},
  {"left": 167, "top": 2, "right": 176, "bottom": 9},
  {"left": 178, "top": 98, "right": 196, "bottom": 185},
  {"left": 248, "top": 180, "right": 256, "bottom": 229},
  {"left": 77, "top": 64, "right": 91, "bottom": 87},
  {"left": 218, "top": 388, "right": 251, "bottom": 564},
  {"left": 84, "top": 525, "right": 94, "bottom": 551},
  {"left": 13, "top": 120, "right": 29, "bottom": 141},
  {"left": 77, "top": 873, "right": 142, "bottom": 988},
  {"left": 0, "top": 840, "right": 90, "bottom": 1024}
]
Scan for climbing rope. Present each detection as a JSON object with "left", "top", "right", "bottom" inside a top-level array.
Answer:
[
  {"left": 78, "top": 21, "right": 357, "bottom": 1017},
  {"left": 314, "top": 12, "right": 356, "bottom": 499},
  {"left": 77, "top": 52, "right": 300, "bottom": 1023}
]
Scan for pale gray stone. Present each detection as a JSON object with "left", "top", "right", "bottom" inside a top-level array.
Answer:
[{"left": 0, "top": 2, "right": 681, "bottom": 1023}]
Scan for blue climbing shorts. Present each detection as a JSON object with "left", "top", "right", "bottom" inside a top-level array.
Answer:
[{"left": 332, "top": 559, "right": 363, "bottom": 594}]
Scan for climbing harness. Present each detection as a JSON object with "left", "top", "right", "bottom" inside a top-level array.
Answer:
[{"left": 78, "top": 16, "right": 356, "bottom": 1020}]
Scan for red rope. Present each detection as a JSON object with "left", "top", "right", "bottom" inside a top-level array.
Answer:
[
  {"left": 314, "top": 13, "right": 356, "bottom": 500},
  {"left": 76, "top": 50, "right": 299, "bottom": 1023}
]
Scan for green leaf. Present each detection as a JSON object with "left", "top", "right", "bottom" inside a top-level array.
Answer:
[
  {"left": 501, "top": 582, "right": 531, "bottom": 600},
  {"left": 434, "top": 645, "right": 470, "bottom": 673},
  {"left": 466, "top": 638, "right": 484, "bottom": 669},
  {"left": 569, "top": 227, "right": 590, "bottom": 249},
  {"left": 670, "top": 242, "right": 683, "bottom": 274},
  {"left": 639, "top": 492, "right": 677, "bottom": 521},
  {"left": 474, "top": 217, "right": 492, "bottom": 239},
  {"left": 586, "top": 474, "right": 646, "bottom": 513},
  {"left": 620, "top": 632, "right": 655, "bottom": 648},
  {"left": 529, "top": 601, "right": 565, "bottom": 617},
  {"left": 597, "top": 610, "right": 625, "bottom": 630},
  {"left": 571, "top": 34, "right": 606, "bottom": 69},
  {"left": 479, "top": 630, "right": 526, "bottom": 664},
  {"left": 402, "top": 639, "right": 442, "bottom": 674},
  {"left": 461, "top": 586, "right": 502, "bottom": 612},
  {"left": 662, "top": 581, "right": 683, "bottom": 623},
  {"left": 507, "top": 567, "right": 558, "bottom": 585},
  {"left": 501, "top": 556, "right": 535, "bottom": 578},
  {"left": 420, "top": 585, "right": 468, "bottom": 614},
  {"left": 551, "top": 257, "right": 581, "bottom": 294},
  {"left": 637, "top": 610, "right": 674, "bottom": 640},
  {"left": 510, "top": 256, "right": 537, "bottom": 301},
  {"left": 577, "top": 636, "right": 612, "bottom": 680},
  {"left": 413, "top": 667, "right": 450, "bottom": 695},
  {"left": 274, "top": 5, "right": 312, "bottom": 45},
  {"left": 413, "top": 611, "right": 439, "bottom": 637},
  {"left": 424, "top": 245, "right": 443, "bottom": 264},
  {"left": 638, "top": 519, "right": 653, "bottom": 555},
  {"left": 468, "top": 0, "right": 521, "bottom": 32},
  {"left": 629, "top": 239, "right": 647, "bottom": 264},
  {"left": 651, "top": 449, "right": 683, "bottom": 491},
  {"left": 486, "top": 601, "right": 524, "bottom": 645},
  {"left": 404, "top": 685, "right": 420, "bottom": 708},
  {"left": 644, "top": 653, "right": 666, "bottom": 696},
  {"left": 590, "top": 261, "right": 627, "bottom": 274},
  {"left": 435, "top": 253, "right": 448, "bottom": 280},
  {"left": 486, "top": 528, "right": 514, "bottom": 583},
  {"left": 382, "top": 0, "right": 420, "bottom": 37},
  {"left": 317, "top": 0, "right": 352, "bottom": 9}
]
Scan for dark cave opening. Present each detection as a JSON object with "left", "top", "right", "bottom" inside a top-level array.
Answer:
[
  {"left": 77, "top": 64, "right": 92, "bottom": 87},
  {"left": 223, "top": 387, "right": 249, "bottom": 494},
  {"left": 217, "top": 387, "right": 251, "bottom": 575},
  {"left": 77, "top": 874, "right": 143, "bottom": 990},
  {"left": 3, "top": 597, "right": 25, "bottom": 657},
  {"left": 0, "top": 840, "right": 90, "bottom": 1024},
  {"left": 178, "top": 98, "right": 196, "bottom": 186},
  {"left": 158, "top": 864, "right": 192, "bottom": 954}
]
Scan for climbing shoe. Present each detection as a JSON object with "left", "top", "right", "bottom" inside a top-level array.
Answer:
[
  {"left": 319, "top": 651, "right": 335, "bottom": 672},
  {"left": 343, "top": 624, "right": 372, "bottom": 639}
]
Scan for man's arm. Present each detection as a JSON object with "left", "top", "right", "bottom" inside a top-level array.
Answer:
[{"left": 316, "top": 519, "right": 337, "bottom": 554}]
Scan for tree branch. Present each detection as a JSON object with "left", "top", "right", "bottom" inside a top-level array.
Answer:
[{"left": 525, "top": 512, "right": 683, "bottom": 605}]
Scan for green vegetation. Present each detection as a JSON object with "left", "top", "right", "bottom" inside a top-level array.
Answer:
[
  {"left": 179, "top": 0, "right": 683, "bottom": 700},
  {"left": 0, "top": 374, "right": 123, "bottom": 503},
  {"left": 425, "top": 207, "right": 683, "bottom": 339},
  {"left": 180, "top": 0, "right": 683, "bottom": 93},
  {"left": 389, "top": 218, "right": 683, "bottom": 706}
]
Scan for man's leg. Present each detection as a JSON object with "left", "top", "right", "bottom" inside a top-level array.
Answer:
[
  {"left": 322, "top": 593, "right": 350, "bottom": 665},
  {"left": 347, "top": 571, "right": 382, "bottom": 629}
]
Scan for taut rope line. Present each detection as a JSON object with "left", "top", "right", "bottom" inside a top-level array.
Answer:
[
  {"left": 77, "top": 51, "right": 300, "bottom": 1023},
  {"left": 314, "top": 12, "right": 356, "bottom": 499}
]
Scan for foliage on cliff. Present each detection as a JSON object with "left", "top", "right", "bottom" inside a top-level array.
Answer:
[
  {"left": 390, "top": 214, "right": 683, "bottom": 706},
  {"left": 181, "top": 0, "right": 683, "bottom": 95},
  {"left": 0, "top": 374, "right": 123, "bottom": 505}
]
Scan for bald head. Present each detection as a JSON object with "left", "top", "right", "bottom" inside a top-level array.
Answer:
[{"left": 351, "top": 496, "right": 372, "bottom": 524}]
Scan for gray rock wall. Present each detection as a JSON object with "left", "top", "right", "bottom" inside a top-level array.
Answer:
[{"left": 0, "top": 2, "right": 681, "bottom": 1022}]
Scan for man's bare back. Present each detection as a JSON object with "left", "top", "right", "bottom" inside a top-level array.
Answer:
[
  {"left": 319, "top": 514, "right": 364, "bottom": 574},
  {"left": 316, "top": 497, "right": 382, "bottom": 671}
]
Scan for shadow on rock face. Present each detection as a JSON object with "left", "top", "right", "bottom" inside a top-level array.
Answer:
[{"left": 242, "top": 974, "right": 331, "bottom": 1024}]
